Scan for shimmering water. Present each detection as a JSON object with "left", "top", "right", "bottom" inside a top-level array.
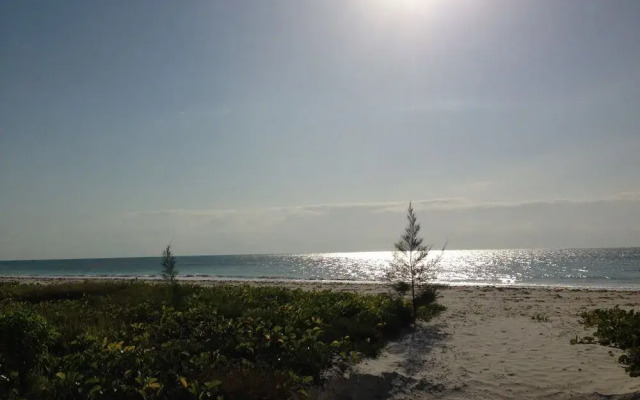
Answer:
[{"left": 1, "top": 248, "right": 640, "bottom": 289}]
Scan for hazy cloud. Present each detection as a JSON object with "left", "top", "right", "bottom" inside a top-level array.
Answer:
[
  {"left": 112, "top": 193, "right": 640, "bottom": 257},
  {"left": 128, "top": 192, "right": 640, "bottom": 218},
  {"left": 3, "top": 194, "right": 639, "bottom": 260}
]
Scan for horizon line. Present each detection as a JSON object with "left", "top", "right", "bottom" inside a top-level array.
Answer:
[{"left": 2, "top": 245, "right": 639, "bottom": 263}]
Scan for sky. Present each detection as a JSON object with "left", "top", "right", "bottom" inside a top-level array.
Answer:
[{"left": 1, "top": 0, "right": 640, "bottom": 260}]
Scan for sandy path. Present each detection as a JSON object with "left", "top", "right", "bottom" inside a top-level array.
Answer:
[{"left": 318, "top": 286, "right": 640, "bottom": 399}]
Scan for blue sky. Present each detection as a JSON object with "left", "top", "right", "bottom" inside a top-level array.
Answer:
[{"left": 1, "top": 0, "right": 639, "bottom": 259}]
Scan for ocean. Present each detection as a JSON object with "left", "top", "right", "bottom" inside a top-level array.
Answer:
[{"left": 1, "top": 248, "right": 640, "bottom": 289}]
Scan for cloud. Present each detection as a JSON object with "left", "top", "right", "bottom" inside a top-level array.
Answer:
[
  {"left": 4, "top": 192, "right": 640, "bottom": 259},
  {"left": 120, "top": 192, "right": 640, "bottom": 253},
  {"left": 126, "top": 198, "right": 468, "bottom": 219},
  {"left": 127, "top": 191, "right": 640, "bottom": 219}
]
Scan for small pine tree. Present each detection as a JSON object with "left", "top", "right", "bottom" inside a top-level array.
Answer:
[
  {"left": 387, "top": 202, "right": 444, "bottom": 320},
  {"left": 161, "top": 244, "right": 178, "bottom": 284}
]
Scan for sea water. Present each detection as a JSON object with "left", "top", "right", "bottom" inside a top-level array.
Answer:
[{"left": 1, "top": 248, "right": 639, "bottom": 289}]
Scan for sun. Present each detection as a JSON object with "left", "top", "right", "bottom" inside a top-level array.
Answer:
[
  {"left": 362, "top": 0, "right": 448, "bottom": 24},
  {"left": 374, "top": 0, "right": 439, "bottom": 13}
]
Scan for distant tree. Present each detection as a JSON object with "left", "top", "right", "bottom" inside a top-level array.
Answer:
[
  {"left": 387, "top": 202, "right": 445, "bottom": 320},
  {"left": 161, "top": 244, "right": 178, "bottom": 284}
]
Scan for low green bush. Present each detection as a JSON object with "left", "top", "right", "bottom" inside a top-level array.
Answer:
[
  {"left": 414, "top": 285, "right": 438, "bottom": 307},
  {"left": 0, "top": 282, "right": 417, "bottom": 399},
  {"left": 391, "top": 281, "right": 411, "bottom": 297},
  {"left": 0, "top": 308, "right": 58, "bottom": 395},
  {"left": 413, "top": 285, "right": 445, "bottom": 321},
  {"left": 0, "top": 281, "right": 131, "bottom": 304},
  {"left": 573, "top": 306, "right": 640, "bottom": 376}
]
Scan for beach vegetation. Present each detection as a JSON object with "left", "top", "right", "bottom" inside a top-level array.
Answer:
[
  {"left": 0, "top": 281, "right": 413, "bottom": 399},
  {"left": 391, "top": 281, "right": 411, "bottom": 297},
  {"left": 386, "top": 202, "right": 445, "bottom": 320},
  {"left": 531, "top": 313, "right": 550, "bottom": 323},
  {"left": 0, "top": 308, "right": 58, "bottom": 393},
  {"left": 573, "top": 306, "right": 640, "bottom": 376},
  {"left": 161, "top": 245, "right": 178, "bottom": 284}
]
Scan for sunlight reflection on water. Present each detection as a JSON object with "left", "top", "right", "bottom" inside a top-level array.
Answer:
[
  {"left": 289, "top": 248, "right": 640, "bottom": 288},
  {"left": 1, "top": 248, "right": 639, "bottom": 289}
]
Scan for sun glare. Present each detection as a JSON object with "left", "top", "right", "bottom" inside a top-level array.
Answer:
[
  {"left": 358, "top": 0, "right": 455, "bottom": 28},
  {"left": 373, "top": 0, "right": 441, "bottom": 15}
]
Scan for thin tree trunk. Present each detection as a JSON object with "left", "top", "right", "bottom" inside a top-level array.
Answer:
[
  {"left": 411, "top": 275, "right": 416, "bottom": 320},
  {"left": 410, "top": 250, "right": 416, "bottom": 320}
]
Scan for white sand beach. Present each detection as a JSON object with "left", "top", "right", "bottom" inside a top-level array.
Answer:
[{"left": 315, "top": 285, "right": 640, "bottom": 400}]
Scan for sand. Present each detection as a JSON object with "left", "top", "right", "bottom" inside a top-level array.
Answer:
[
  {"left": 316, "top": 285, "right": 640, "bottom": 400},
  {"left": 2, "top": 277, "right": 639, "bottom": 399}
]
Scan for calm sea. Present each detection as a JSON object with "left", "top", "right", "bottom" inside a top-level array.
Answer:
[{"left": 1, "top": 248, "right": 640, "bottom": 289}]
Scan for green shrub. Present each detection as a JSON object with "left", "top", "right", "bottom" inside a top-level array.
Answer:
[
  {"left": 0, "top": 308, "right": 58, "bottom": 393},
  {"left": 0, "top": 281, "right": 130, "bottom": 304},
  {"left": 392, "top": 281, "right": 411, "bottom": 297},
  {"left": 0, "top": 282, "right": 415, "bottom": 399},
  {"left": 531, "top": 313, "right": 550, "bottom": 323},
  {"left": 573, "top": 306, "right": 640, "bottom": 376},
  {"left": 414, "top": 285, "right": 438, "bottom": 307}
]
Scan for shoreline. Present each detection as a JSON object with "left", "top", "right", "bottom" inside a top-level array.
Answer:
[{"left": 2, "top": 275, "right": 640, "bottom": 292}]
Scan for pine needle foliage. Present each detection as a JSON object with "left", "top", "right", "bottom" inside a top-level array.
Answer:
[
  {"left": 161, "top": 244, "right": 178, "bottom": 284},
  {"left": 387, "top": 202, "right": 444, "bottom": 320}
]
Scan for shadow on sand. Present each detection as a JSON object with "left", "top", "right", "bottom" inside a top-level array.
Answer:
[{"left": 313, "top": 321, "right": 450, "bottom": 400}]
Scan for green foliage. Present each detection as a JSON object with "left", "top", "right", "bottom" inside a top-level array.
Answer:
[
  {"left": 386, "top": 202, "right": 445, "bottom": 320},
  {"left": 413, "top": 285, "right": 445, "bottom": 321},
  {"left": 161, "top": 245, "right": 178, "bottom": 284},
  {"left": 391, "top": 281, "right": 411, "bottom": 297},
  {"left": 414, "top": 285, "right": 438, "bottom": 308},
  {"left": 416, "top": 302, "right": 446, "bottom": 321},
  {"left": 573, "top": 306, "right": 640, "bottom": 376},
  {"left": 531, "top": 313, "right": 550, "bottom": 323},
  {"left": 0, "top": 281, "right": 413, "bottom": 399},
  {"left": 0, "top": 308, "right": 58, "bottom": 394},
  {"left": 0, "top": 281, "right": 131, "bottom": 303}
]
